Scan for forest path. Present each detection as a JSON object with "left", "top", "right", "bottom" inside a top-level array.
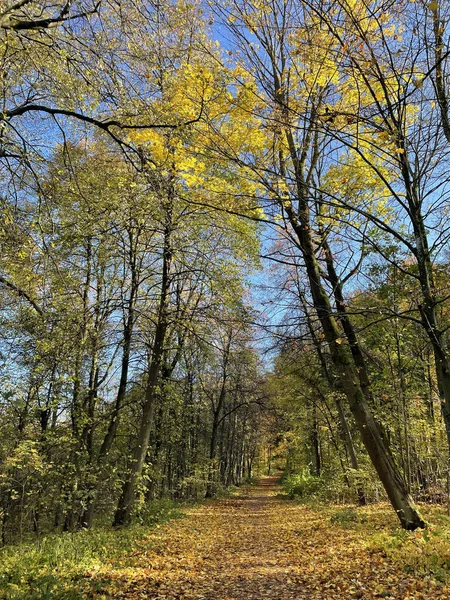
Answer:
[{"left": 112, "top": 476, "right": 447, "bottom": 600}]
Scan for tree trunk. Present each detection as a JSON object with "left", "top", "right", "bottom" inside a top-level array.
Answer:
[
  {"left": 206, "top": 335, "right": 231, "bottom": 498},
  {"left": 282, "top": 146, "right": 424, "bottom": 527},
  {"left": 113, "top": 201, "right": 173, "bottom": 526},
  {"left": 299, "top": 286, "right": 366, "bottom": 504},
  {"left": 397, "top": 143, "right": 450, "bottom": 463},
  {"left": 311, "top": 403, "right": 321, "bottom": 476},
  {"left": 79, "top": 228, "right": 140, "bottom": 529}
]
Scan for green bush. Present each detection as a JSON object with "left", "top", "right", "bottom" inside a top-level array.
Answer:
[
  {"left": 133, "top": 497, "right": 181, "bottom": 525},
  {"left": 368, "top": 526, "right": 450, "bottom": 583},
  {"left": 282, "top": 470, "right": 324, "bottom": 499}
]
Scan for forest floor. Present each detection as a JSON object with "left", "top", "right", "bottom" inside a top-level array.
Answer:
[
  {"left": 3, "top": 476, "right": 450, "bottom": 599},
  {"left": 88, "top": 475, "right": 449, "bottom": 600}
]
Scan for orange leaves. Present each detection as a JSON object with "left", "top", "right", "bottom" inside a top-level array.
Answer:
[{"left": 78, "top": 479, "right": 450, "bottom": 599}]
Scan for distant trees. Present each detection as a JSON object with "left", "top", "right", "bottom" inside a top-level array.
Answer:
[
  {"left": 0, "top": 134, "right": 263, "bottom": 540},
  {"left": 0, "top": 0, "right": 270, "bottom": 543}
]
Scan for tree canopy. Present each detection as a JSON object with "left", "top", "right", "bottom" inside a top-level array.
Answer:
[{"left": 2, "top": 0, "right": 450, "bottom": 555}]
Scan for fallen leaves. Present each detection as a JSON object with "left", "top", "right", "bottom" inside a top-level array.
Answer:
[{"left": 80, "top": 477, "right": 450, "bottom": 599}]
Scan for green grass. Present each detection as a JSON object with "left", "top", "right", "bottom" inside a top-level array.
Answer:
[
  {"left": 0, "top": 499, "right": 185, "bottom": 599},
  {"left": 321, "top": 501, "right": 450, "bottom": 584},
  {"left": 366, "top": 506, "right": 450, "bottom": 583}
]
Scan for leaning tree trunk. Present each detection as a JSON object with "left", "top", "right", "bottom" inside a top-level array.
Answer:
[
  {"left": 279, "top": 119, "right": 424, "bottom": 527},
  {"left": 299, "top": 286, "right": 366, "bottom": 505},
  {"left": 289, "top": 202, "right": 424, "bottom": 528}
]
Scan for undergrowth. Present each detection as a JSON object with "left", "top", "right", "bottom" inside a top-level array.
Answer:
[
  {"left": 326, "top": 502, "right": 450, "bottom": 584},
  {"left": 367, "top": 508, "right": 450, "bottom": 583},
  {"left": 281, "top": 470, "right": 326, "bottom": 499},
  {"left": 283, "top": 471, "right": 450, "bottom": 584},
  {"left": 0, "top": 498, "right": 184, "bottom": 600}
]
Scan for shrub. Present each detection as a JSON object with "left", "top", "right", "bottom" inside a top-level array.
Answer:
[
  {"left": 0, "top": 498, "right": 185, "bottom": 599},
  {"left": 283, "top": 470, "right": 324, "bottom": 499}
]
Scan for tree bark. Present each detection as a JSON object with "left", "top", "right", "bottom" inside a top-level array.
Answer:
[
  {"left": 281, "top": 122, "right": 424, "bottom": 528},
  {"left": 295, "top": 212, "right": 423, "bottom": 527},
  {"left": 113, "top": 200, "right": 173, "bottom": 526},
  {"left": 299, "top": 286, "right": 366, "bottom": 504}
]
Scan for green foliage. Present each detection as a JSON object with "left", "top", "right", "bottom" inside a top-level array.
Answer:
[
  {"left": 282, "top": 470, "right": 325, "bottom": 500},
  {"left": 368, "top": 513, "right": 450, "bottom": 583},
  {"left": 132, "top": 497, "right": 181, "bottom": 526},
  {"left": 0, "top": 499, "right": 184, "bottom": 600},
  {"left": 245, "top": 475, "right": 259, "bottom": 485}
]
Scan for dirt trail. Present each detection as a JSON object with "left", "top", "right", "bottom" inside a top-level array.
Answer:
[{"left": 113, "top": 476, "right": 448, "bottom": 600}]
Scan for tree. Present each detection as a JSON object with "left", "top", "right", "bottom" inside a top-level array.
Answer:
[{"left": 206, "top": 0, "right": 424, "bottom": 529}]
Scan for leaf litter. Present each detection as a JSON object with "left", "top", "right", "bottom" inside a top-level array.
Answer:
[{"left": 85, "top": 476, "right": 450, "bottom": 599}]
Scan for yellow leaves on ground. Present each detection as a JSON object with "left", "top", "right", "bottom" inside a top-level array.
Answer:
[{"left": 82, "top": 477, "right": 450, "bottom": 599}]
